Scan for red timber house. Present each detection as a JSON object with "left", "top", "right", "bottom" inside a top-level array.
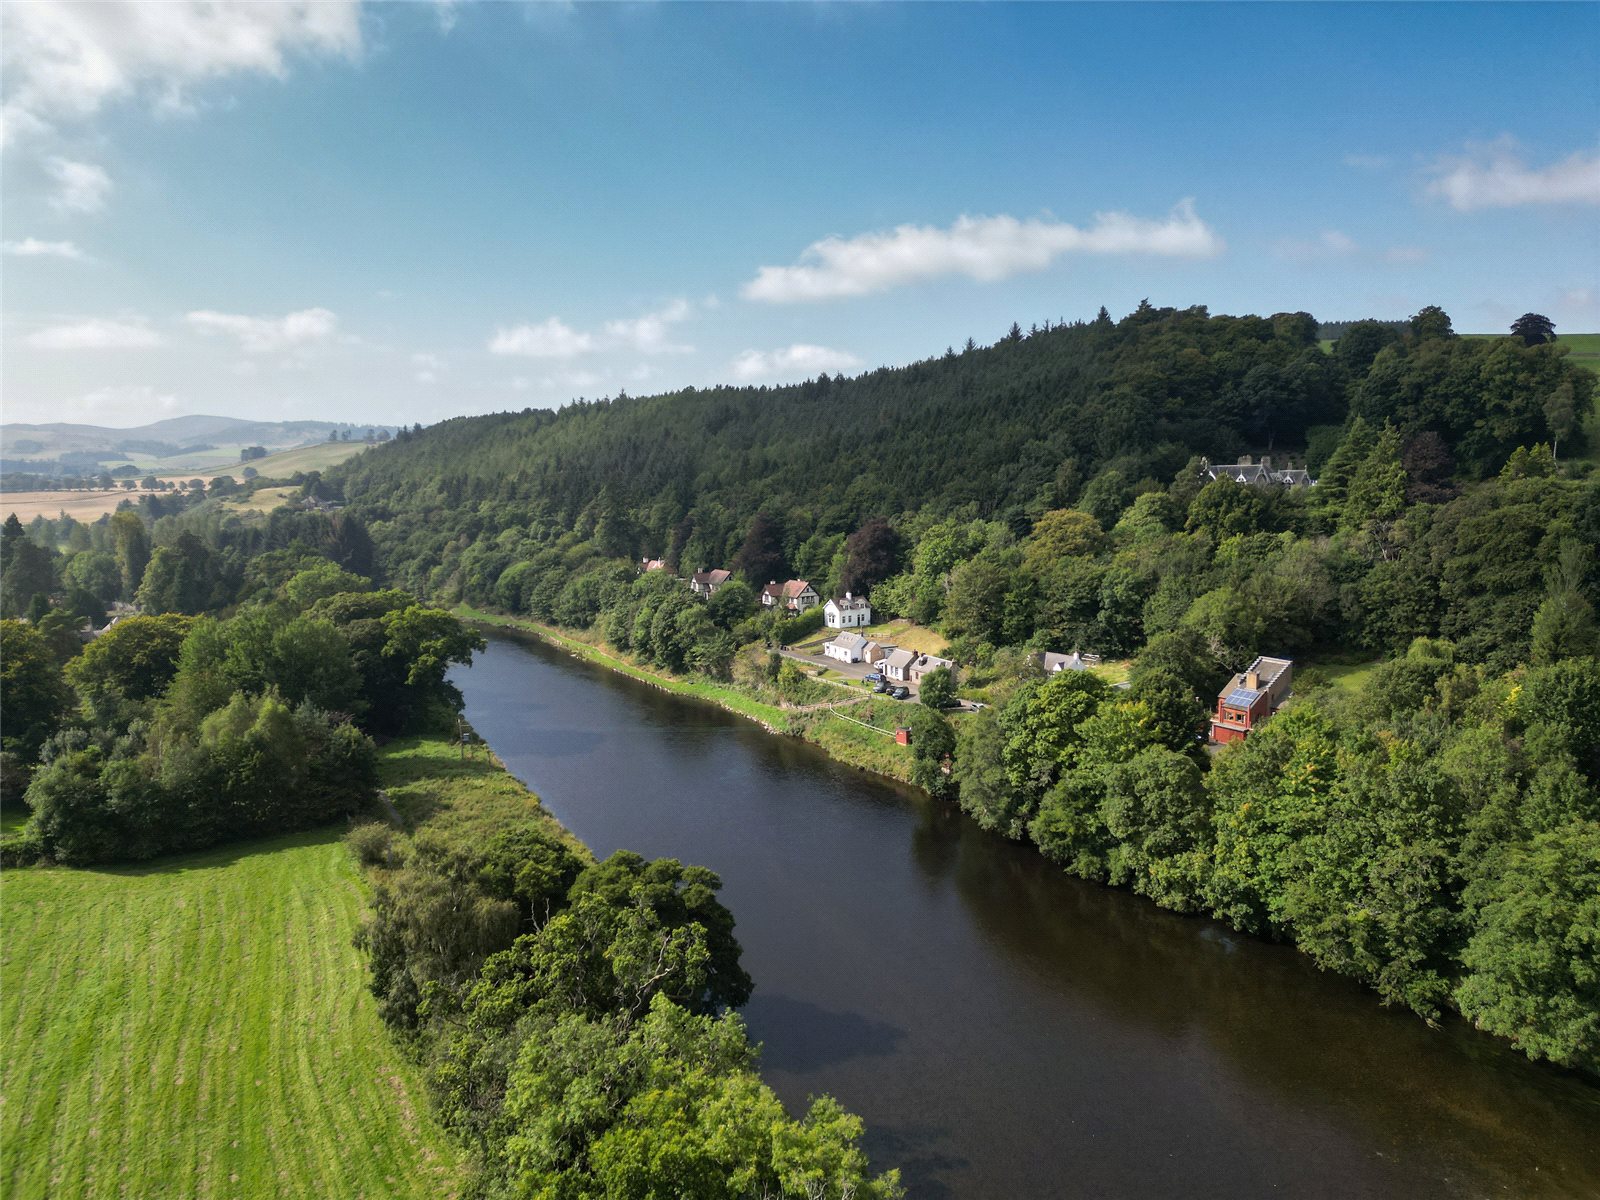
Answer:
[{"left": 1210, "top": 656, "right": 1295, "bottom": 744}]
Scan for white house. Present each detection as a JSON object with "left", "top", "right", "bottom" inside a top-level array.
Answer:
[
  {"left": 908, "top": 653, "right": 955, "bottom": 685},
  {"left": 1038, "top": 650, "right": 1103, "bottom": 674},
  {"left": 882, "top": 648, "right": 918, "bottom": 682},
  {"left": 824, "top": 593, "right": 872, "bottom": 630},
  {"left": 760, "top": 579, "right": 821, "bottom": 614},
  {"left": 823, "top": 631, "right": 869, "bottom": 663}
]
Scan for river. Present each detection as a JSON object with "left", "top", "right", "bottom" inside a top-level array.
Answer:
[{"left": 454, "top": 630, "right": 1600, "bottom": 1199}]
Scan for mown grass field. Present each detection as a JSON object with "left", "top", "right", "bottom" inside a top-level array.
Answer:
[{"left": 1, "top": 827, "right": 463, "bottom": 1200}]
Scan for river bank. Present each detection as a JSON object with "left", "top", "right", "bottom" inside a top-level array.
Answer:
[{"left": 457, "top": 605, "right": 921, "bottom": 784}]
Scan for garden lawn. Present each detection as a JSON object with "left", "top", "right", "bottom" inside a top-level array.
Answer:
[{"left": 1, "top": 827, "right": 463, "bottom": 1200}]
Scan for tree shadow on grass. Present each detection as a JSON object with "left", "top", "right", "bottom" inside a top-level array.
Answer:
[{"left": 77, "top": 823, "right": 349, "bottom": 879}]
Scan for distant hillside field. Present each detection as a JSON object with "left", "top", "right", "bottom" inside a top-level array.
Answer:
[
  {"left": 1, "top": 489, "right": 160, "bottom": 523},
  {"left": 1, "top": 830, "right": 462, "bottom": 1200},
  {"left": 185, "top": 439, "right": 370, "bottom": 484}
]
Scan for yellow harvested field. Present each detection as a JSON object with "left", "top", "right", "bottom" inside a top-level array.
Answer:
[
  {"left": 222, "top": 486, "right": 299, "bottom": 513},
  {"left": 1, "top": 490, "right": 161, "bottom": 523}
]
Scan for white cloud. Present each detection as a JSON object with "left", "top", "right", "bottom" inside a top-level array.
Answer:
[
  {"left": 26, "top": 317, "right": 163, "bottom": 349},
  {"left": 1273, "top": 229, "right": 1358, "bottom": 262},
  {"left": 412, "top": 352, "right": 446, "bottom": 383},
  {"left": 1, "top": 0, "right": 362, "bottom": 140},
  {"left": 602, "top": 298, "right": 694, "bottom": 354},
  {"left": 1425, "top": 139, "right": 1600, "bottom": 211},
  {"left": 186, "top": 306, "right": 338, "bottom": 352},
  {"left": 47, "top": 158, "right": 111, "bottom": 213},
  {"left": 2, "top": 237, "right": 86, "bottom": 260},
  {"left": 489, "top": 300, "right": 695, "bottom": 358},
  {"left": 489, "top": 317, "right": 593, "bottom": 359},
  {"left": 1384, "top": 246, "right": 1428, "bottom": 265},
  {"left": 433, "top": 1, "right": 461, "bottom": 34},
  {"left": 74, "top": 384, "right": 181, "bottom": 423},
  {"left": 729, "top": 344, "right": 863, "bottom": 383},
  {"left": 742, "top": 201, "right": 1222, "bottom": 303}
]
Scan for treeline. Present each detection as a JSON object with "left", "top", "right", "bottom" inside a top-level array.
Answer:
[
  {"left": 0, "top": 561, "right": 482, "bottom": 863},
  {"left": 348, "top": 770, "right": 900, "bottom": 1197}
]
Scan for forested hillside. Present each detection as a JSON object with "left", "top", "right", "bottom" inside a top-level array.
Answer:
[{"left": 336, "top": 303, "right": 1590, "bottom": 598}]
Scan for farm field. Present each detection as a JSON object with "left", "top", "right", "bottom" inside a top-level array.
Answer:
[
  {"left": 195, "top": 440, "right": 369, "bottom": 484},
  {"left": 1, "top": 828, "right": 462, "bottom": 1200},
  {"left": 220, "top": 485, "right": 299, "bottom": 513},
  {"left": 0, "top": 489, "right": 159, "bottom": 523}
]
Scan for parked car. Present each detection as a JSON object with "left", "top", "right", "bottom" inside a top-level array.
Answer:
[
  {"left": 864, "top": 672, "right": 883, "bottom": 683},
  {"left": 873, "top": 679, "right": 889, "bottom": 693},
  {"left": 890, "top": 685, "right": 910, "bottom": 700}
]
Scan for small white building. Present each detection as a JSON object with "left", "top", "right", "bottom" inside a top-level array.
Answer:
[
  {"left": 823, "top": 631, "right": 869, "bottom": 663},
  {"left": 824, "top": 593, "right": 872, "bottom": 630},
  {"left": 1038, "top": 650, "right": 1103, "bottom": 674}
]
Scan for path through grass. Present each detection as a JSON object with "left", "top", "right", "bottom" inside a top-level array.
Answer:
[{"left": 1, "top": 827, "right": 462, "bottom": 1199}]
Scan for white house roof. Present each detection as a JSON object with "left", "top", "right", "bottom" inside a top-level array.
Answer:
[
  {"left": 883, "top": 648, "right": 917, "bottom": 671},
  {"left": 829, "top": 632, "right": 868, "bottom": 652}
]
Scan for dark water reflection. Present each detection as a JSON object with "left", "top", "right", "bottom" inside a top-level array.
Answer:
[{"left": 454, "top": 631, "right": 1600, "bottom": 1199}]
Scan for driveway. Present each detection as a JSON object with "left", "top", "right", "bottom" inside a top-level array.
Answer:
[{"left": 778, "top": 645, "right": 917, "bottom": 696}]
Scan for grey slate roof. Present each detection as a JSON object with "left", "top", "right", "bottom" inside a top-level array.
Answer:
[{"left": 829, "top": 632, "right": 868, "bottom": 652}]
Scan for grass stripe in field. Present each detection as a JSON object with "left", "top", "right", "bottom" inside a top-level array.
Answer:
[{"left": 1, "top": 828, "right": 462, "bottom": 1200}]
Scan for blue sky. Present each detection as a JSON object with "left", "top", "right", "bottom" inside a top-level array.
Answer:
[{"left": 3, "top": 1, "right": 1597, "bottom": 426}]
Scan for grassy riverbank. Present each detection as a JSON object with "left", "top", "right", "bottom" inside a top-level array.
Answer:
[
  {"left": 459, "top": 605, "right": 920, "bottom": 784},
  {"left": 1, "top": 821, "right": 463, "bottom": 1200}
]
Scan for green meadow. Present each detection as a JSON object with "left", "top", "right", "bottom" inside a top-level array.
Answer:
[{"left": 1, "top": 826, "right": 462, "bottom": 1200}]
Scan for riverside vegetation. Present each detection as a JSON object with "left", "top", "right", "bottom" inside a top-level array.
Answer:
[
  {"left": 317, "top": 303, "right": 1600, "bottom": 1075},
  {"left": 1, "top": 502, "right": 899, "bottom": 1196}
]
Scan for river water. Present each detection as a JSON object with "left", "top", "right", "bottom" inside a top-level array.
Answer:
[{"left": 453, "top": 631, "right": 1600, "bottom": 1199}]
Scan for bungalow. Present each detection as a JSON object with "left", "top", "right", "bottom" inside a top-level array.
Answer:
[
  {"left": 823, "top": 631, "right": 869, "bottom": 664},
  {"left": 824, "top": 593, "right": 872, "bottom": 629},
  {"left": 1210, "top": 656, "right": 1295, "bottom": 744},
  {"left": 862, "top": 641, "right": 890, "bottom": 666},
  {"left": 908, "top": 653, "right": 955, "bottom": 685},
  {"left": 881, "top": 648, "right": 918, "bottom": 683},
  {"left": 1037, "top": 649, "right": 1103, "bottom": 674},
  {"left": 760, "top": 579, "right": 821, "bottom": 614},
  {"left": 690, "top": 568, "right": 732, "bottom": 598},
  {"left": 1199, "top": 455, "right": 1314, "bottom": 488}
]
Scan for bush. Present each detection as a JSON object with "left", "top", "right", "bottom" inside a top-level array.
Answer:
[{"left": 347, "top": 821, "right": 399, "bottom": 868}]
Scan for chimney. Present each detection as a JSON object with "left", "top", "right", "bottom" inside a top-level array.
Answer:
[
  {"left": 1245, "top": 669, "right": 1260, "bottom": 690},
  {"left": 845, "top": 591, "right": 852, "bottom": 600},
  {"left": 1239, "top": 454, "right": 1253, "bottom": 466},
  {"left": 1260, "top": 454, "right": 1272, "bottom": 470}
]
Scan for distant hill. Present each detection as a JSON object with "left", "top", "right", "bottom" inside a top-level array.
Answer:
[{"left": 1, "top": 415, "right": 398, "bottom": 476}]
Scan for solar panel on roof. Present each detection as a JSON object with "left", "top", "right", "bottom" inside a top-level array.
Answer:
[{"left": 1225, "top": 688, "right": 1260, "bottom": 708}]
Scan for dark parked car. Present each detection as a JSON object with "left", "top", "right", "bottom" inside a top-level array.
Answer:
[
  {"left": 873, "top": 679, "right": 890, "bottom": 693},
  {"left": 890, "top": 685, "right": 910, "bottom": 700}
]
